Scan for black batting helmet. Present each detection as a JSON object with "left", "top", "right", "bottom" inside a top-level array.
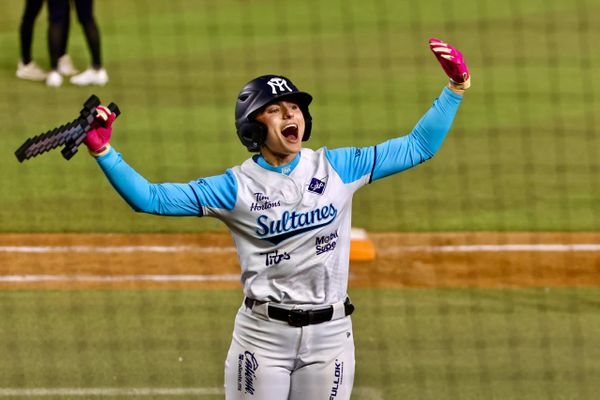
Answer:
[{"left": 235, "top": 75, "right": 313, "bottom": 152}]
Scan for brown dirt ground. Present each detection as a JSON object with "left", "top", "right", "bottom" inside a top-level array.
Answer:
[{"left": 0, "top": 232, "right": 598, "bottom": 290}]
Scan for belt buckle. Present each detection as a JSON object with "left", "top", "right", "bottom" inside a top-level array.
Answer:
[{"left": 288, "top": 309, "right": 309, "bottom": 327}]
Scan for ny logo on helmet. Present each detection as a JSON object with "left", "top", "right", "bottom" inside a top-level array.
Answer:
[{"left": 267, "top": 77, "right": 292, "bottom": 94}]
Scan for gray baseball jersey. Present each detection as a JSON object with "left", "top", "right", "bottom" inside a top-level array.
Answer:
[{"left": 207, "top": 147, "right": 367, "bottom": 305}]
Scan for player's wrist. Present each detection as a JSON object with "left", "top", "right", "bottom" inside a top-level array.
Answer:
[
  {"left": 448, "top": 76, "right": 470, "bottom": 91},
  {"left": 89, "top": 143, "right": 111, "bottom": 157},
  {"left": 447, "top": 83, "right": 465, "bottom": 96}
]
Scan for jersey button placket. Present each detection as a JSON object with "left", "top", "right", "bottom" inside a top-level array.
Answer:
[{"left": 280, "top": 175, "right": 302, "bottom": 205}]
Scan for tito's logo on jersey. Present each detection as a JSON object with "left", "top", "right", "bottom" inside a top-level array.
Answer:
[{"left": 256, "top": 204, "right": 338, "bottom": 245}]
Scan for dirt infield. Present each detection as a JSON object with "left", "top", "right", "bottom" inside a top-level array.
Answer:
[{"left": 0, "top": 232, "right": 598, "bottom": 289}]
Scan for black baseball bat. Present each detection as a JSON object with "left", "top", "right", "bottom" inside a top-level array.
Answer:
[{"left": 14, "top": 95, "right": 121, "bottom": 162}]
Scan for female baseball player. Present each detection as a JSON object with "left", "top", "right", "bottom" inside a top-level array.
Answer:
[{"left": 84, "top": 38, "right": 470, "bottom": 399}]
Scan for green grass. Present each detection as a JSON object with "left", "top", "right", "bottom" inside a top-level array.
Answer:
[
  {"left": 1, "top": 4, "right": 597, "bottom": 398},
  {"left": 1, "top": 0, "right": 599, "bottom": 231},
  {"left": 0, "top": 288, "right": 598, "bottom": 399}
]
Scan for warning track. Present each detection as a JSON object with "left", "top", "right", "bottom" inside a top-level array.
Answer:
[{"left": 0, "top": 232, "right": 598, "bottom": 289}]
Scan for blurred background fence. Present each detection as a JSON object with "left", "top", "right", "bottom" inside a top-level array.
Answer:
[
  {"left": 1, "top": 0, "right": 598, "bottom": 233},
  {"left": 0, "top": 1, "right": 599, "bottom": 399}
]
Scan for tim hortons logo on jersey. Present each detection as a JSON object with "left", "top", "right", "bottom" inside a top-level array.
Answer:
[
  {"left": 256, "top": 204, "right": 338, "bottom": 245},
  {"left": 316, "top": 230, "right": 338, "bottom": 255},
  {"left": 308, "top": 177, "right": 327, "bottom": 195},
  {"left": 267, "top": 77, "right": 292, "bottom": 94},
  {"left": 250, "top": 192, "right": 281, "bottom": 212}
]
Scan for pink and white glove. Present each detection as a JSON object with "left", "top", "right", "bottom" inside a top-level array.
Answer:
[
  {"left": 429, "top": 38, "right": 470, "bottom": 90},
  {"left": 84, "top": 105, "right": 116, "bottom": 157}
]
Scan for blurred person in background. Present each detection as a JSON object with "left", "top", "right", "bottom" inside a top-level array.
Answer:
[
  {"left": 16, "top": 0, "right": 78, "bottom": 84},
  {"left": 16, "top": 0, "right": 47, "bottom": 81},
  {"left": 46, "top": 0, "right": 108, "bottom": 87}
]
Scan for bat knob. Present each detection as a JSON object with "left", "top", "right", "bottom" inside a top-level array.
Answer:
[
  {"left": 108, "top": 102, "right": 121, "bottom": 117},
  {"left": 83, "top": 95, "right": 101, "bottom": 111}
]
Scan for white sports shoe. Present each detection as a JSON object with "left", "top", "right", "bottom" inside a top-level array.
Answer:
[
  {"left": 70, "top": 68, "right": 109, "bottom": 86},
  {"left": 57, "top": 55, "right": 78, "bottom": 76},
  {"left": 46, "top": 70, "right": 63, "bottom": 87},
  {"left": 16, "top": 61, "right": 48, "bottom": 81}
]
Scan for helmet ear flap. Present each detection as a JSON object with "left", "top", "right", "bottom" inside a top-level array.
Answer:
[
  {"left": 237, "top": 121, "right": 267, "bottom": 152},
  {"left": 302, "top": 113, "right": 312, "bottom": 142}
]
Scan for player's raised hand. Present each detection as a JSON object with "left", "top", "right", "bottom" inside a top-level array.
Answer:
[
  {"left": 85, "top": 105, "right": 116, "bottom": 156},
  {"left": 429, "top": 38, "right": 470, "bottom": 90}
]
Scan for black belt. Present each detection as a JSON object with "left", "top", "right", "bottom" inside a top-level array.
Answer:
[{"left": 244, "top": 297, "right": 355, "bottom": 327}]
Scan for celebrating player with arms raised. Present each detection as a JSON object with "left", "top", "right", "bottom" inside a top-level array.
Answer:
[{"left": 84, "top": 38, "right": 470, "bottom": 400}]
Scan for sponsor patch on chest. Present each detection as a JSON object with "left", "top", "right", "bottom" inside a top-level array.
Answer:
[{"left": 308, "top": 176, "right": 327, "bottom": 195}]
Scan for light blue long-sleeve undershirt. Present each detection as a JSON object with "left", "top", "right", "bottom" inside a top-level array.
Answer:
[{"left": 96, "top": 87, "right": 462, "bottom": 217}]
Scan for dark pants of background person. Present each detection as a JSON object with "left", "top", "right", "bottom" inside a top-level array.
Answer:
[
  {"left": 19, "top": 0, "right": 46, "bottom": 64},
  {"left": 47, "top": 0, "right": 101, "bottom": 70}
]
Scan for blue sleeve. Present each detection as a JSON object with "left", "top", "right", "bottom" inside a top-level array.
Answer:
[
  {"left": 96, "top": 148, "right": 237, "bottom": 216},
  {"left": 324, "top": 146, "right": 376, "bottom": 184},
  {"left": 371, "top": 87, "right": 462, "bottom": 181},
  {"left": 324, "top": 87, "right": 462, "bottom": 184}
]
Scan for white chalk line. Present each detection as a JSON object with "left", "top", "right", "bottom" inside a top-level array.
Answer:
[
  {"left": 0, "top": 386, "right": 383, "bottom": 398},
  {"left": 0, "top": 274, "right": 240, "bottom": 283},
  {"left": 0, "top": 387, "right": 223, "bottom": 397},
  {"left": 0, "top": 245, "right": 236, "bottom": 253},
  {"left": 378, "top": 243, "right": 600, "bottom": 255}
]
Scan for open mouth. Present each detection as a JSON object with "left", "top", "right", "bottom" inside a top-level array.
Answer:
[{"left": 281, "top": 124, "right": 299, "bottom": 141}]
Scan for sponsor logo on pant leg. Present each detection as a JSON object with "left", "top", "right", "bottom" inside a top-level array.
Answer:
[
  {"left": 237, "top": 351, "right": 259, "bottom": 395},
  {"left": 237, "top": 354, "right": 244, "bottom": 391},
  {"left": 329, "top": 359, "right": 344, "bottom": 399}
]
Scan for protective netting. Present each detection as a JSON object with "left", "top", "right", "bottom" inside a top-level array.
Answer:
[{"left": 0, "top": 1, "right": 598, "bottom": 399}]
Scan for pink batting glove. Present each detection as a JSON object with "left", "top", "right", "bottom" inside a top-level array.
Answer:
[
  {"left": 84, "top": 105, "right": 116, "bottom": 156},
  {"left": 429, "top": 38, "right": 471, "bottom": 90}
]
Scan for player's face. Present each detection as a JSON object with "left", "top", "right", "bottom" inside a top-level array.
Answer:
[{"left": 256, "top": 100, "right": 305, "bottom": 166}]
